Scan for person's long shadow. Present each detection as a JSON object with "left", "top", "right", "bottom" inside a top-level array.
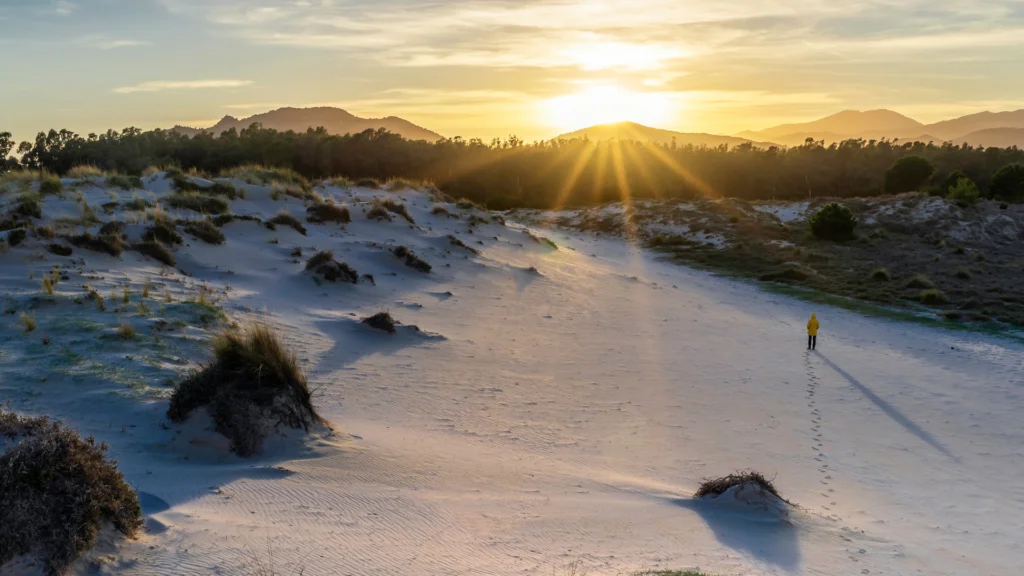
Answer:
[
  {"left": 813, "top": 351, "right": 959, "bottom": 461},
  {"left": 663, "top": 496, "right": 802, "bottom": 571}
]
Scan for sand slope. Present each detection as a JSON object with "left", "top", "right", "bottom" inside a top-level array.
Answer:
[{"left": 1, "top": 178, "right": 1022, "bottom": 575}]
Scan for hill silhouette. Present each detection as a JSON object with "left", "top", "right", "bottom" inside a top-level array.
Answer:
[
  {"left": 925, "top": 110, "right": 1024, "bottom": 141},
  {"left": 172, "top": 107, "right": 442, "bottom": 141},
  {"left": 557, "top": 121, "right": 777, "bottom": 148}
]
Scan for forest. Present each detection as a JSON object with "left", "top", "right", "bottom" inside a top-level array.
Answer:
[{"left": 3, "top": 125, "right": 1024, "bottom": 209}]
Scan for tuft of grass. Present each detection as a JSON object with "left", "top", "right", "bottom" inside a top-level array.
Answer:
[
  {"left": 306, "top": 201, "right": 351, "bottom": 224},
  {"left": 167, "top": 321, "right": 322, "bottom": 456},
  {"left": 117, "top": 322, "right": 136, "bottom": 340},
  {"left": 448, "top": 235, "right": 479, "bottom": 255},
  {"left": 47, "top": 243, "right": 72, "bottom": 257},
  {"left": 391, "top": 245, "right": 432, "bottom": 273},
  {"left": 41, "top": 275, "right": 55, "bottom": 295},
  {"left": 144, "top": 217, "right": 183, "bottom": 246},
  {"left": 870, "top": 268, "right": 891, "bottom": 281},
  {"left": 695, "top": 470, "right": 783, "bottom": 500},
  {"left": 903, "top": 273, "right": 934, "bottom": 289},
  {"left": 268, "top": 211, "right": 308, "bottom": 235},
  {"left": 305, "top": 250, "right": 358, "bottom": 283},
  {"left": 105, "top": 174, "right": 144, "bottom": 190},
  {"left": 20, "top": 312, "right": 37, "bottom": 332},
  {"left": 377, "top": 198, "right": 415, "bottom": 223},
  {"left": 166, "top": 192, "right": 229, "bottom": 214},
  {"left": 456, "top": 198, "right": 483, "bottom": 211},
  {"left": 920, "top": 288, "right": 949, "bottom": 305},
  {"left": 209, "top": 181, "right": 242, "bottom": 199},
  {"left": 132, "top": 240, "right": 176, "bottom": 266},
  {"left": 431, "top": 204, "right": 450, "bottom": 217},
  {"left": 38, "top": 175, "right": 63, "bottom": 196},
  {"left": 355, "top": 178, "right": 381, "bottom": 189},
  {"left": 527, "top": 231, "right": 558, "bottom": 250},
  {"left": 366, "top": 204, "right": 392, "bottom": 222},
  {"left": 954, "top": 267, "right": 972, "bottom": 280},
  {"left": 184, "top": 218, "right": 226, "bottom": 244},
  {"left": 142, "top": 282, "right": 151, "bottom": 299},
  {"left": 0, "top": 409, "right": 143, "bottom": 575},
  {"left": 35, "top": 225, "right": 55, "bottom": 240},
  {"left": 67, "top": 165, "right": 103, "bottom": 179},
  {"left": 221, "top": 165, "right": 310, "bottom": 189},
  {"left": 362, "top": 311, "right": 396, "bottom": 333},
  {"left": 69, "top": 231, "right": 126, "bottom": 257}
]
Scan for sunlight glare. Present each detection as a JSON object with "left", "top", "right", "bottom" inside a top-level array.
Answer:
[{"left": 545, "top": 85, "right": 673, "bottom": 132}]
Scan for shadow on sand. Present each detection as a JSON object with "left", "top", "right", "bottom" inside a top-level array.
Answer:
[
  {"left": 663, "top": 496, "right": 802, "bottom": 571},
  {"left": 314, "top": 317, "right": 445, "bottom": 374},
  {"left": 814, "top": 351, "right": 958, "bottom": 461}
]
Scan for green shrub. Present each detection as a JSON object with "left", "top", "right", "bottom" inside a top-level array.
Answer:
[
  {"left": 183, "top": 219, "right": 226, "bottom": 244},
  {"left": 809, "top": 203, "right": 857, "bottom": 241},
  {"left": 947, "top": 177, "right": 980, "bottom": 207},
  {"left": 919, "top": 288, "right": 949, "bottom": 304},
  {"left": 870, "top": 268, "right": 891, "bottom": 281},
  {"left": 14, "top": 194, "right": 42, "bottom": 219},
  {"left": 166, "top": 322, "right": 321, "bottom": 456},
  {"left": 884, "top": 156, "right": 934, "bottom": 194},
  {"left": 989, "top": 163, "right": 1024, "bottom": 203},
  {"left": 132, "top": 240, "right": 175, "bottom": 266},
  {"left": 0, "top": 409, "right": 143, "bottom": 575}
]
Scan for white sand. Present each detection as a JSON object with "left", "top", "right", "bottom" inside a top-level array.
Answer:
[{"left": 1, "top": 179, "right": 1023, "bottom": 575}]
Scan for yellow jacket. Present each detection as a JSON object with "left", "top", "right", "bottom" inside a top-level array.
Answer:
[{"left": 807, "top": 314, "right": 819, "bottom": 336}]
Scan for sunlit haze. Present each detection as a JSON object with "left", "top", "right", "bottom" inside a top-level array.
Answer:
[{"left": 2, "top": 0, "right": 1024, "bottom": 142}]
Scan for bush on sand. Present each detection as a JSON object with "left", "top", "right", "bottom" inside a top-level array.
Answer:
[{"left": 166, "top": 322, "right": 322, "bottom": 456}]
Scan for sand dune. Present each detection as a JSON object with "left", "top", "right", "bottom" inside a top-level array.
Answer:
[{"left": 1, "top": 177, "right": 1022, "bottom": 575}]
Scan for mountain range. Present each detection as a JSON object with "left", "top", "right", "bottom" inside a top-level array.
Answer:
[
  {"left": 555, "top": 122, "right": 777, "bottom": 149},
  {"left": 168, "top": 105, "right": 1024, "bottom": 150},
  {"left": 737, "top": 109, "right": 1024, "bottom": 147},
  {"left": 171, "top": 107, "right": 443, "bottom": 142}
]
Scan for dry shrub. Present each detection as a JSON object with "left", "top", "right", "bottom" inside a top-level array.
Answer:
[
  {"left": 268, "top": 211, "right": 308, "bottom": 236},
  {"left": 166, "top": 322, "right": 322, "bottom": 456},
  {"left": 695, "top": 470, "right": 783, "bottom": 500},
  {"left": 362, "top": 311, "right": 396, "bottom": 333},
  {"left": 305, "top": 251, "right": 359, "bottom": 284},
  {"left": 377, "top": 198, "right": 415, "bottom": 223},
  {"left": 0, "top": 409, "right": 143, "bottom": 575},
  {"left": 392, "top": 246, "right": 432, "bottom": 273},
  {"left": 366, "top": 205, "right": 392, "bottom": 222},
  {"left": 117, "top": 322, "right": 135, "bottom": 340},
  {"left": 306, "top": 201, "right": 351, "bottom": 224}
]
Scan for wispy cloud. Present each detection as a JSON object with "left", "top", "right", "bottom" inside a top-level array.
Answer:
[
  {"left": 50, "top": 1, "right": 77, "bottom": 16},
  {"left": 114, "top": 79, "right": 254, "bottom": 94},
  {"left": 77, "top": 35, "right": 150, "bottom": 50}
]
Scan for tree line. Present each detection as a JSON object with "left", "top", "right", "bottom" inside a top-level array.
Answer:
[{"left": 3, "top": 125, "right": 1024, "bottom": 208}]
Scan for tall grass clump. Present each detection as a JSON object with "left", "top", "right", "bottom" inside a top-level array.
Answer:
[
  {"left": 305, "top": 250, "right": 359, "bottom": 283},
  {"left": 377, "top": 198, "right": 415, "bottom": 223},
  {"left": 362, "top": 311, "right": 396, "bottom": 333},
  {"left": 38, "top": 175, "right": 63, "bottom": 196},
  {"left": 0, "top": 409, "right": 143, "bottom": 575},
  {"left": 183, "top": 219, "right": 226, "bottom": 244},
  {"left": 166, "top": 192, "right": 229, "bottom": 214},
  {"left": 67, "top": 165, "right": 103, "bottom": 179},
  {"left": 903, "top": 273, "right": 935, "bottom": 289},
  {"left": 105, "top": 174, "right": 144, "bottom": 190},
  {"left": 20, "top": 312, "right": 36, "bottom": 332},
  {"left": 166, "top": 322, "right": 322, "bottom": 456},
  {"left": 132, "top": 240, "right": 175, "bottom": 266},
  {"left": 306, "top": 201, "right": 351, "bottom": 224},
  {"left": 268, "top": 211, "right": 308, "bottom": 235},
  {"left": 69, "top": 231, "right": 126, "bottom": 257}
]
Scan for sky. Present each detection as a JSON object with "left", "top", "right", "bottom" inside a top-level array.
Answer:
[{"left": 2, "top": 0, "right": 1024, "bottom": 144}]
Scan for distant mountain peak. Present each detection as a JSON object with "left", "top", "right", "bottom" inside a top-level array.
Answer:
[
  {"left": 556, "top": 121, "right": 777, "bottom": 148},
  {"left": 171, "top": 106, "right": 442, "bottom": 141}
]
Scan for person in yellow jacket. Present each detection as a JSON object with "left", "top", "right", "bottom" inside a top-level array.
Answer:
[{"left": 807, "top": 313, "right": 819, "bottom": 350}]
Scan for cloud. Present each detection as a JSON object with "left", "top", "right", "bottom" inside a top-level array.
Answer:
[
  {"left": 114, "top": 80, "right": 254, "bottom": 94},
  {"left": 51, "top": 1, "right": 76, "bottom": 16},
  {"left": 77, "top": 36, "right": 150, "bottom": 50}
]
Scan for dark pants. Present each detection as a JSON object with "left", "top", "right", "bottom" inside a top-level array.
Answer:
[{"left": 808, "top": 335, "right": 817, "bottom": 350}]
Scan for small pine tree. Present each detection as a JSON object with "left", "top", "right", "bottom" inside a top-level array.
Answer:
[{"left": 947, "top": 177, "right": 980, "bottom": 207}]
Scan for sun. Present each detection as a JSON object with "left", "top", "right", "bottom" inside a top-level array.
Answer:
[{"left": 545, "top": 85, "right": 674, "bottom": 132}]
